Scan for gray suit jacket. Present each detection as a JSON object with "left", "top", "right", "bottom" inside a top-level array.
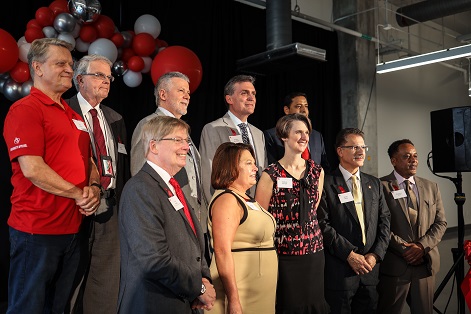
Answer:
[
  {"left": 379, "top": 172, "right": 447, "bottom": 277},
  {"left": 318, "top": 167, "right": 391, "bottom": 290},
  {"left": 130, "top": 108, "right": 208, "bottom": 232},
  {"left": 118, "top": 162, "right": 210, "bottom": 313},
  {"left": 199, "top": 112, "right": 267, "bottom": 201}
]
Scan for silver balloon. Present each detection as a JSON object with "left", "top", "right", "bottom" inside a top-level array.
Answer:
[
  {"left": 20, "top": 80, "right": 34, "bottom": 97},
  {"left": 121, "top": 31, "right": 133, "bottom": 48},
  {"left": 0, "top": 72, "right": 10, "bottom": 80},
  {"left": 43, "top": 26, "right": 58, "bottom": 38},
  {"left": 3, "top": 78, "right": 22, "bottom": 102},
  {"left": 112, "top": 60, "right": 128, "bottom": 77},
  {"left": 54, "top": 13, "right": 77, "bottom": 33},
  {"left": 69, "top": 0, "right": 101, "bottom": 24}
]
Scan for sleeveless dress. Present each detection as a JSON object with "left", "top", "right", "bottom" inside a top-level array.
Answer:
[
  {"left": 206, "top": 189, "right": 278, "bottom": 314},
  {"left": 264, "top": 160, "right": 329, "bottom": 314}
]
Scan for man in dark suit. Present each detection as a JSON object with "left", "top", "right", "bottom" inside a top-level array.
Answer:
[
  {"left": 263, "top": 92, "right": 330, "bottom": 171},
  {"left": 66, "top": 55, "right": 130, "bottom": 314},
  {"left": 199, "top": 75, "right": 267, "bottom": 201},
  {"left": 378, "top": 139, "right": 446, "bottom": 314},
  {"left": 318, "top": 128, "right": 390, "bottom": 313},
  {"left": 118, "top": 116, "right": 215, "bottom": 313}
]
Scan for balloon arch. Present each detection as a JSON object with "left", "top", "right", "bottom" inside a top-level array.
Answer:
[{"left": 0, "top": 0, "right": 203, "bottom": 101}]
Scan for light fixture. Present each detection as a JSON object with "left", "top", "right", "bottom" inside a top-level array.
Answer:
[{"left": 376, "top": 44, "right": 471, "bottom": 74}]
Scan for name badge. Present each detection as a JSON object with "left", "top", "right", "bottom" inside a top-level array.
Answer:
[
  {"left": 72, "top": 119, "right": 88, "bottom": 132},
  {"left": 246, "top": 202, "right": 259, "bottom": 211},
  {"left": 391, "top": 189, "right": 407, "bottom": 199},
  {"left": 229, "top": 135, "right": 243, "bottom": 143},
  {"left": 277, "top": 177, "right": 293, "bottom": 189},
  {"left": 168, "top": 196, "right": 184, "bottom": 211},
  {"left": 338, "top": 192, "right": 354, "bottom": 203},
  {"left": 117, "top": 143, "right": 127, "bottom": 154}
]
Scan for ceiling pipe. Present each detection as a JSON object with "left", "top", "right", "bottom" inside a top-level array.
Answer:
[
  {"left": 396, "top": 0, "right": 471, "bottom": 27},
  {"left": 266, "top": 0, "right": 292, "bottom": 50}
]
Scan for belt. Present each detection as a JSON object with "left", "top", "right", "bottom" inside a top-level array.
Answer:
[{"left": 231, "top": 247, "right": 276, "bottom": 252}]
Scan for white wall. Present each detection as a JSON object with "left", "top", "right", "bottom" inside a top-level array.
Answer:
[{"left": 376, "top": 65, "right": 471, "bottom": 228}]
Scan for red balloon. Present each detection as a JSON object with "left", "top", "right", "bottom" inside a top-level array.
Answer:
[
  {"left": 156, "top": 38, "right": 168, "bottom": 48},
  {"left": 80, "top": 25, "right": 98, "bottom": 43},
  {"left": 111, "top": 33, "right": 124, "bottom": 48},
  {"left": 132, "top": 33, "right": 155, "bottom": 56},
  {"left": 151, "top": 46, "right": 203, "bottom": 94},
  {"left": 25, "top": 28, "right": 45, "bottom": 43},
  {"left": 0, "top": 29, "right": 19, "bottom": 73},
  {"left": 27, "top": 19, "right": 42, "bottom": 30},
  {"left": 49, "top": 0, "right": 69, "bottom": 16},
  {"left": 127, "top": 56, "right": 145, "bottom": 72},
  {"left": 35, "top": 7, "right": 55, "bottom": 27},
  {"left": 94, "top": 15, "right": 115, "bottom": 39},
  {"left": 120, "top": 48, "right": 136, "bottom": 63},
  {"left": 10, "top": 61, "right": 30, "bottom": 83}
]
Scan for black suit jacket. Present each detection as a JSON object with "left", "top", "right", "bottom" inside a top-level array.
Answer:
[
  {"left": 263, "top": 126, "right": 330, "bottom": 171},
  {"left": 318, "top": 167, "right": 390, "bottom": 290},
  {"left": 66, "top": 95, "right": 130, "bottom": 204},
  {"left": 118, "top": 163, "right": 210, "bottom": 313}
]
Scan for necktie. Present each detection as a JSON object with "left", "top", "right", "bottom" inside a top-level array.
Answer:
[
  {"left": 90, "top": 109, "right": 111, "bottom": 189},
  {"left": 404, "top": 180, "right": 418, "bottom": 210},
  {"left": 301, "top": 147, "right": 310, "bottom": 160},
  {"left": 351, "top": 175, "right": 366, "bottom": 244},
  {"left": 169, "top": 177, "right": 196, "bottom": 235},
  {"left": 238, "top": 123, "right": 250, "bottom": 145}
]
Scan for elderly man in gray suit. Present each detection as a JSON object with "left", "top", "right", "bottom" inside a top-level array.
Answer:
[
  {"left": 199, "top": 75, "right": 267, "bottom": 202},
  {"left": 378, "top": 139, "right": 447, "bottom": 314},
  {"left": 118, "top": 116, "right": 216, "bottom": 313},
  {"left": 130, "top": 72, "right": 207, "bottom": 238}
]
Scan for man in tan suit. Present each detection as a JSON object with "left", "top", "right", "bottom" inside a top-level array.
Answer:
[{"left": 378, "top": 139, "right": 447, "bottom": 314}]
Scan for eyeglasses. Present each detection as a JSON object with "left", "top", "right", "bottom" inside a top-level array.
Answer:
[
  {"left": 340, "top": 145, "right": 369, "bottom": 152},
  {"left": 82, "top": 72, "right": 115, "bottom": 82},
  {"left": 158, "top": 137, "right": 192, "bottom": 145}
]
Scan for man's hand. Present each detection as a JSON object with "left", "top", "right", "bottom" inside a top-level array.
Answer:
[
  {"left": 76, "top": 185, "right": 101, "bottom": 216},
  {"left": 347, "top": 251, "right": 372, "bottom": 275},
  {"left": 364, "top": 253, "right": 378, "bottom": 269},
  {"left": 197, "top": 278, "right": 216, "bottom": 311},
  {"left": 402, "top": 242, "right": 425, "bottom": 264}
]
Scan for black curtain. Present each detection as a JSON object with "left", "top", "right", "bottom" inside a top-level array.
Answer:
[{"left": 0, "top": 0, "right": 341, "bottom": 305}]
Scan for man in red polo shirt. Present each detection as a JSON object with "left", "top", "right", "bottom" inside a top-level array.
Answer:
[{"left": 3, "top": 38, "right": 101, "bottom": 314}]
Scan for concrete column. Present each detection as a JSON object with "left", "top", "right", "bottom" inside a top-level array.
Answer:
[{"left": 333, "top": 0, "right": 379, "bottom": 175}]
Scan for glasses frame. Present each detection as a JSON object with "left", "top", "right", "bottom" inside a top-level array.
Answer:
[
  {"left": 158, "top": 137, "right": 192, "bottom": 145},
  {"left": 82, "top": 72, "right": 115, "bottom": 82},
  {"left": 340, "top": 145, "right": 369, "bottom": 152}
]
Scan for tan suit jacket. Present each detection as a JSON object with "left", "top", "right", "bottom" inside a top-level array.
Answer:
[{"left": 380, "top": 172, "right": 447, "bottom": 277}]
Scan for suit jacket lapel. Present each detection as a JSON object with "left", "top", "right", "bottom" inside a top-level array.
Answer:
[
  {"left": 222, "top": 112, "right": 239, "bottom": 137},
  {"left": 415, "top": 177, "right": 425, "bottom": 234},
  {"left": 360, "top": 173, "right": 372, "bottom": 234},
  {"left": 332, "top": 169, "right": 360, "bottom": 226},
  {"left": 101, "top": 106, "right": 118, "bottom": 166}
]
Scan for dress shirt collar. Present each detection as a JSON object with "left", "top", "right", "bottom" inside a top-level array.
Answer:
[
  {"left": 146, "top": 160, "right": 175, "bottom": 194},
  {"left": 77, "top": 92, "right": 102, "bottom": 115},
  {"left": 157, "top": 106, "right": 176, "bottom": 117},
  {"left": 393, "top": 170, "right": 416, "bottom": 186},
  {"left": 339, "top": 164, "right": 361, "bottom": 183},
  {"left": 227, "top": 110, "right": 246, "bottom": 126}
]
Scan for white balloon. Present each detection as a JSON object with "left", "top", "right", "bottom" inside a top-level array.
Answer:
[
  {"left": 75, "top": 38, "right": 90, "bottom": 53},
  {"left": 88, "top": 38, "right": 118, "bottom": 63},
  {"left": 43, "top": 26, "right": 58, "bottom": 38},
  {"left": 17, "top": 36, "right": 27, "bottom": 47},
  {"left": 71, "top": 22, "right": 81, "bottom": 39},
  {"left": 123, "top": 70, "right": 142, "bottom": 88},
  {"left": 134, "top": 14, "right": 161, "bottom": 39},
  {"left": 18, "top": 43, "right": 31, "bottom": 63},
  {"left": 57, "top": 33, "right": 76, "bottom": 50},
  {"left": 141, "top": 56, "right": 152, "bottom": 73}
]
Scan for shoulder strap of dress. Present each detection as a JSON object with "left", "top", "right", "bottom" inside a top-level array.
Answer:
[{"left": 208, "top": 189, "right": 248, "bottom": 224}]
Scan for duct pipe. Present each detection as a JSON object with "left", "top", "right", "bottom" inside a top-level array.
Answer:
[
  {"left": 266, "top": 0, "right": 292, "bottom": 50},
  {"left": 396, "top": 0, "right": 471, "bottom": 27}
]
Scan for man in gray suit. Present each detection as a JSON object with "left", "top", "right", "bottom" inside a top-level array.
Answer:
[
  {"left": 130, "top": 72, "right": 207, "bottom": 236},
  {"left": 66, "top": 54, "right": 130, "bottom": 314},
  {"left": 118, "top": 116, "right": 215, "bottom": 313},
  {"left": 378, "top": 139, "right": 447, "bottom": 314},
  {"left": 199, "top": 75, "right": 267, "bottom": 201}
]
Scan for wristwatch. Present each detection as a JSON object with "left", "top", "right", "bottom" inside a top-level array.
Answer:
[
  {"left": 200, "top": 283, "right": 206, "bottom": 295},
  {"left": 90, "top": 182, "right": 104, "bottom": 197}
]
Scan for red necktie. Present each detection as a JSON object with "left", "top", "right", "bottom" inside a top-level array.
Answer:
[
  {"left": 301, "top": 147, "right": 310, "bottom": 160},
  {"left": 169, "top": 177, "right": 196, "bottom": 235},
  {"left": 90, "top": 109, "right": 111, "bottom": 189}
]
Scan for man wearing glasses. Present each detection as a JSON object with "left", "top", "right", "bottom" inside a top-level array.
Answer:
[
  {"left": 66, "top": 54, "right": 130, "bottom": 314},
  {"left": 377, "top": 139, "right": 446, "bottom": 314},
  {"left": 318, "top": 128, "right": 391, "bottom": 313}
]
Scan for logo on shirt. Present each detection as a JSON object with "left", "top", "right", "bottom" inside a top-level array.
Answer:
[
  {"left": 10, "top": 137, "right": 28, "bottom": 152},
  {"left": 13, "top": 137, "right": 20, "bottom": 144}
]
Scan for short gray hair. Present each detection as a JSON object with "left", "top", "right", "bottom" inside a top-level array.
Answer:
[
  {"left": 154, "top": 72, "right": 190, "bottom": 107},
  {"left": 223, "top": 75, "right": 255, "bottom": 106},
  {"left": 142, "top": 116, "right": 190, "bottom": 156},
  {"left": 73, "top": 55, "right": 113, "bottom": 90},
  {"left": 27, "top": 38, "right": 73, "bottom": 79}
]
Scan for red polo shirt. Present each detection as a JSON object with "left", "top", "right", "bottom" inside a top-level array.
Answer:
[{"left": 3, "top": 87, "right": 91, "bottom": 234}]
